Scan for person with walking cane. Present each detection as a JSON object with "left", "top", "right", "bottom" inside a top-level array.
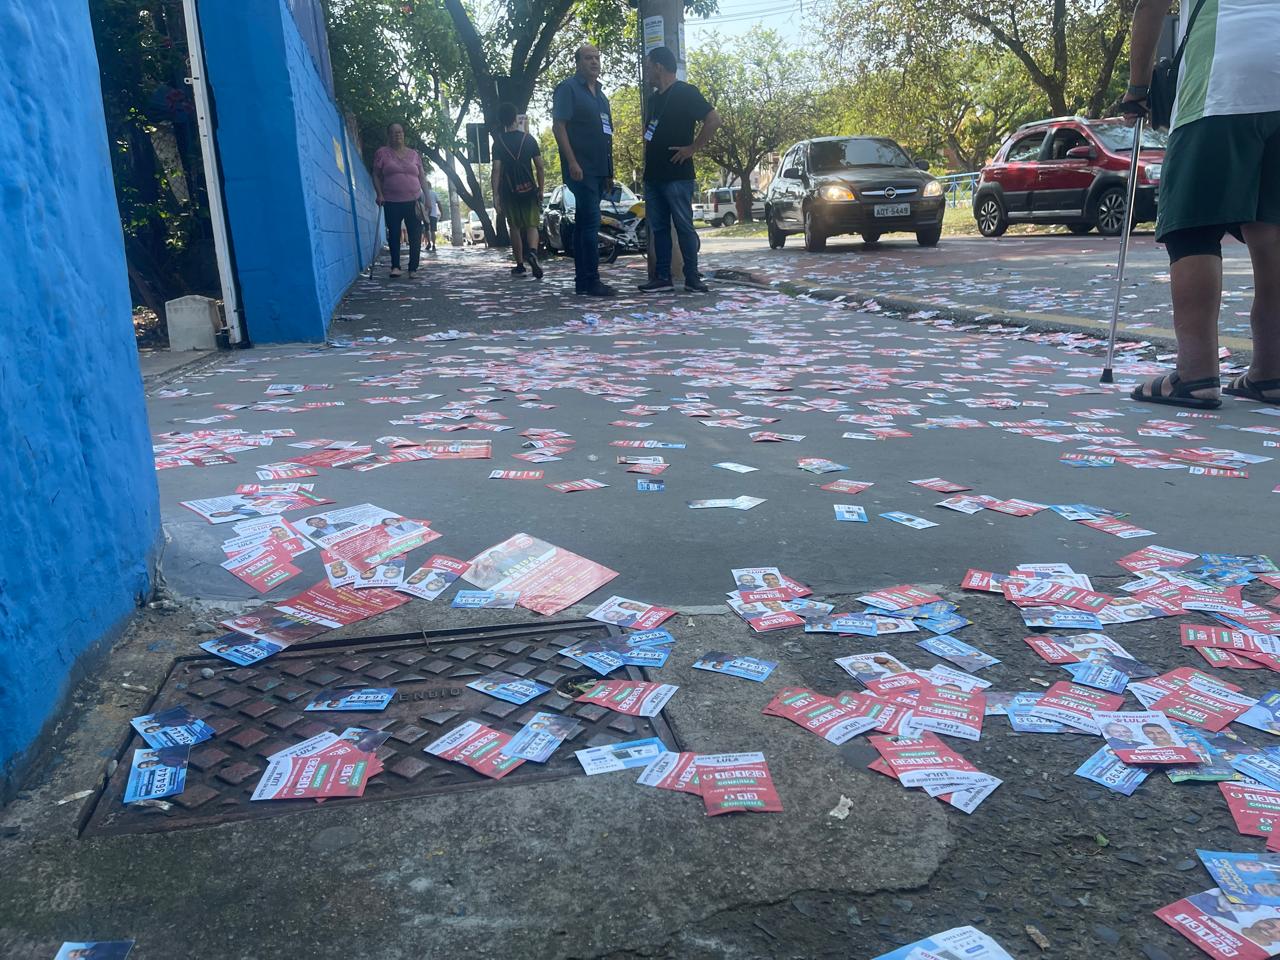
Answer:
[{"left": 1122, "top": 0, "right": 1280, "bottom": 409}]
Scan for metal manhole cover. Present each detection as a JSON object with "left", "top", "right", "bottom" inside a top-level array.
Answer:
[{"left": 80, "top": 619, "right": 680, "bottom": 836}]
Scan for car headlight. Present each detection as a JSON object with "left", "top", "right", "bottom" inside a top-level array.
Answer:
[
  {"left": 923, "top": 180, "right": 944, "bottom": 198},
  {"left": 819, "top": 185, "right": 855, "bottom": 201}
]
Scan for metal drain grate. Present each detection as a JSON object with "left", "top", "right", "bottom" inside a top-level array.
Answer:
[{"left": 80, "top": 620, "right": 679, "bottom": 836}]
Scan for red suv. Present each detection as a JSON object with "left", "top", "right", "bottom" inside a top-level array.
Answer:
[{"left": 973, "top": 117, "right": 1167, "bottom": 237}]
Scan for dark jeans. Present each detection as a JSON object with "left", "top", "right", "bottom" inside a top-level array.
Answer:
[
  {"left": 567, "top": 177, "right": 604, "bottom": 290},
  {"left": 384, "top": 200, "right": 421, "bottom": 270},
  {"left": 645, "top": 179, "right": 698, "bottom": 282}
]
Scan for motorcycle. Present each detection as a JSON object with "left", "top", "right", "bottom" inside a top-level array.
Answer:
[{"left": 598, "top": 191, "right": 647, "bottom": 264}]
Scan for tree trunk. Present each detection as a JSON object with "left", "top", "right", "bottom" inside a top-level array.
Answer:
[{"left": 736, "top": 173, "right": 754, "bottom": 222}]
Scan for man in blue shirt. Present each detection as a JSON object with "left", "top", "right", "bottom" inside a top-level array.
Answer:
[{"left": 552, "top": 45, "right": 616, "bottom": 297}]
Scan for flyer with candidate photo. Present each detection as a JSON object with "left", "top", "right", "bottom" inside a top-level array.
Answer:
[
  {"left": 872, "top": 925, "right": 1014, "bottom": 960},
  {"left": 298, "top": 504, "right": 433, "bottom": 566},
  {"left": 123, "top": 745, "right": 189, "bottom": 804},
  {"left": 1094, "top": 710, "right": 1200, "bottom": 764},
  {"left": 504, "top": 712, "right": 583, "bottom": 763},
  {"left": 352, "top": 558, "right": 405, "bottom": 590},
  {"left": 199, "top": 633, "right": 287, "bottom": 666},
  {"left": 467, "top": 671, "right": 549, "bottom": 704},
  {"left": 452, "top": 590, "right": 520, "bottom": 609},
  {"left": 397, "top": 554, "right": 470, "bottom": 601},
  {"left": 1198, "top": 851, "right": 1280, "bottom": 906},
  {"left": 693, "top": 652, "right": 777, "bottom": 683},
  {"left": 1157, "top": 887, "right": 1280, "bottom": 960},
  {"left": 916, "top": 635, "right": 999, "bottom": 672},
  {"left": 304, "top": 687, "right": 395, "bottom": 712},
  {"left": 585, "top": 596, "right": 676, "bottom": 631},
  {"left": 464, "top": 533, "right": 618, "bottom": 615},
  {"left": 836, "top": 652, "right": 912, "bottom": 686},
  {"left": 130, "top": 706, "right": 214, "bottom": 749},
  {"left": 54, "top": 943, "right": 135, "bottom": 960}
]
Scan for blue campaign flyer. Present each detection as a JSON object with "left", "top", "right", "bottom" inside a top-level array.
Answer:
[
  {"left": 872, "top": 925, "right": 1014, "bottom": 959},
  {"left": 833, "top": 504, "right": 867, "bottom": 522},
  {"left": 574, "top": 737, "right": 669, "bottom": 775},
  {"left": 504, "top": 712, "right": 583, "bottom": 763},
  {"left": 1231, "top": 750, "right": 1280, "bottom": 791},
  {"left": 304, "top": 687, "right": 396, "bottom": 711},
  {"left": 1237, "top": 690, "right": 1280, "bottom": 735},
  {"left": 916, "top": 635, "right": 999, "bottom": 672},
  {"left": 466, "top": 671, "right": 549, "bottom": 705},
  {"left": 1075, "top": 745, "right": 1149, "bottom": 796},
  {"left": 692, "top": 652, "right": 777, "bottom": 682},
  {"left": 452, "top": 590, "right": 519, "bottom": 609},
  {"left": 55, "top": 943, "right": 135, "bottom": 960},
  {"left": 1063, "top": 661, "right": 1129, "bottom": 694},
  {"left": 199, "top": 633, "right": 286, "bottom": 666},
  {"left": 1197, "top": 850, "right": 1280, "bottom": 905},
  {"left": 130, "top": 706, "right": 215, "bottom": 749},
  {"left": 122, "top": 745, "right": 190, "bottom": 804},
  {"left": 559, "top": 640, "right": 627, "bottom": 675}
]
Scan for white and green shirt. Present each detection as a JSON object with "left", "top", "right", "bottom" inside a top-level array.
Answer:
[{"left": 1173, "top": 0, "right": 1280, "bottom": 129}]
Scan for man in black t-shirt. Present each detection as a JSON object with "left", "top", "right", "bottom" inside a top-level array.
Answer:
[{"left": 637, "top": 46, "right": 721, "bottom": 294}]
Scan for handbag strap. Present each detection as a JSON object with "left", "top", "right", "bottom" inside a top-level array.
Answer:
[{"left": 1173, "top": 0, "right": 1210, "bottom": 69}]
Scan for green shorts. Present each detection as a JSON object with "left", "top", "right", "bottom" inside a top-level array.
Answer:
[
  {"left": 1156, "top": 110, "right": 1280, "bottom": 241},
  {"left": 501, "top": 193, "right": 541, "bottom": 230}
]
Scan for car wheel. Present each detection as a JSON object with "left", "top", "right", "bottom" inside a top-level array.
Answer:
[
  {"left": 976, "top": 197, "right": 1007, "bottom": 237},
  {"left": 803, "top": 208, "right": 826, "bottom": 252},
  {"left": 916, "top": 226, "right": 942, "bottom": 247},
  {"left": 767, "top": 212, "right": 786, "bottom": 249},
  {"left": 1094, "top": 186, "right": 1127, "bottom": 236},
  {"left": 861, "top": 232, "right": 881, "bottom": 244},
  {"left": 1068, "top": 223, "right": 1093, "bottom": 235},
  {"left": 720, "top": 212, "right": 737, "bottom": 228}
]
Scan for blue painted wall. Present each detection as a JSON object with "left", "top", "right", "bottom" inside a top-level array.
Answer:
[
  {"left": 0, "top": 1, "right": 159, "bottom": 789},
  {"left": 200, "top": 0, "right": 378, "bottom": 344}
]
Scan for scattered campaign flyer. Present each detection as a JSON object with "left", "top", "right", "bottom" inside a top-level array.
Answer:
[
  {"left": 763, "top": 688, "right": 879, "bottom": 744},
  {"left": 452, "top": 589, "right": 520, "bottom": 609},
  {"left": 917, "top": 635, "right": 999, "bottom": 672},
  {"left": 1030, "top": 682, "right": 1124, "bottom": 734},
  {"left": 1169, "top": 726, "right": 1256, "bottom": 783},
  {"left": 199, "top": 633, "right": 287, "bottom": 666},
  {"left": 504, "top": 712, "right": 583, "bottom": 763},
  {"left": 397, "top": 554, "right": 470, "bottom": 601},
  {"left": 123, "top": 745, "right": 189, "bottom": 804},
  {"left": 576, "top": 679, "right": 678, "bottom": 717},
  {"left": 1198, "top": 851, "right": 1280, "bottom": 906},
  {"left": 797, "top": 457, "right": 848, "bottom": 474},
  {"left": 467, "top": 671, "right": 549, "bottom": 704},
  {"left": 546, "top": 478, "right": 609, "bottom": 493},
  {"left": 1221, "top": 783, "right": 1280, "bottom": 838},
  {"left": 585, "top": 596, "right": 676, "bottom": 630},
  {"left": 870, "top": 733, "right": 1001, "bottom": 812},
  {"left": 872, "top": 926, "right": 1014, "bottom": 960},
  {"left": 695, "top": 752, "right": 783, "bottom": 816},
  {"left": 910, "top": 478, "right": 973, "bottom": 493},
  {"left": 880, "top": 511, "right": 938, "bottom": 529},
  {"left": 900, "top": 684, "right": 987, "bottom": 742},
  {"left": 1152, "top": 678, "right": 1256, "bottom": 732},
  {"left": 180, "top": 493, "right": 297, "bottom": 524},
  {"left": 1233, "top": 752, "right": 1280, "bottom": 792},
  {"left": 130, "top": 706, "right": 214, "bottom": 749},
  {"left": 252, "top": 735, "right": 382, "bottom": 801},
  {"left": 713, "top": 462, "right": 757, "bottom": 473},
  {"left": 558, "top": 630, "right": 675, "bottom": 675},
  {"left": 836, "top": 652, "right": 912, "bottom": 686},
  {"left": 1063, "top": 660, "right": 1131, "bottom": 694},
  {"left": 322, "top": 550, "right": 358, "bottom": 588},
  {"left": 423, "top": 721, "right": 524, "bottom": 780},
  {"left": 575, "top": 738, "right": 669, "bottom": 775},
  {"left": 833, "top": 504, "right": 868, "bottom": 522},
  {"left": 1075, "top": 745, "right": 1150, "bottom": 796},
  {"left": 464, "top": 533, "right": 618, "bottom": 616},
  {"left": 1239, "top": 692, "right": 1280, "bottom": 736},
  {"left": 298, "top": 504, "right": 434, "bottom": 567},
  {"left": 1157, "top": 888, "right": 1280, "bottom": 960},
  {"left": 54, "top": 943, "right": 135, "bottom": 960},
  {"left": 636, "top": 751, "right": 703, "bottom": 794},
  {"left": 820, "top": 479, "right": 873, "bottom": 494},
  {"left": 1095, "top": 710, "right": 1200, "bottom": 764},
  {"left": 805, "top": 613, "right": 879, "bottom": 636},
  {"left": 693, "top": 652, "right": 777, "bottom": 683},
  {"left": 352, "top": 559, "right": 405, "bottom": 590},
  {"left": 304, "top": 688, "right": 395, "bottom": 712},
  {"left": 220, "top": 542, "right": 301, "bottom": 592},
  {"left": 858, "top": 585, "right": 943, "bottom": 611}
]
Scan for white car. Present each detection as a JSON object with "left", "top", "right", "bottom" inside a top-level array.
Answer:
[{"left": 463, "top": 208, "right": 497, "bottom": 245}]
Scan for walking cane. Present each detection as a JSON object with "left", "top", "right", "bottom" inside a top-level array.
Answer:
[
  {"left": 1100, "top": 115, "right": 1146, "bottom": 384},
  {"left": 367, "top": 206, "right": 384, "bottom": 280}
]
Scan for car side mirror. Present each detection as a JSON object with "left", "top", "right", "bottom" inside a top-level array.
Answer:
[
  {"left": 782, "top": 167, "right": 801, "bottom": 180},
  {"left": 1065, "top": 145, "right": 1096, "bottom": 160},
  {"left": 915, "top": 158, "right": 930, "bottom": 170}
]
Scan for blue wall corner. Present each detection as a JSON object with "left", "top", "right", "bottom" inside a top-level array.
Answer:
[
  {"left": 0, "top": 1, "right": 160, "bottom": 785},
  {"left": 201, "top": 0, "right": 379, "bottom": 344}
]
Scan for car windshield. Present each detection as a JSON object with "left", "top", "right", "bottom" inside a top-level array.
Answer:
[
  {"left": 1088, "top": 123, "right": 1168, "bottom": 151},
  {"left": 809, "top": 138, "right": 913, "bottom": 171}
]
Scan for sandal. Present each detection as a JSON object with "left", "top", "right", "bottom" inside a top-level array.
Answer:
[
  {"left": 1129, "top": 372, "right": 1222, "bottom": 409},
  {"left": 389, "top": 267, "right": 402, "bottom": 278},
  {"left": 1224, "top": 373, "right": 1280, "bottom": 405}
]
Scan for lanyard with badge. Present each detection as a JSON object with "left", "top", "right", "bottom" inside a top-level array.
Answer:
[{"left": 643, "top": 87, "right": 671, "bottom": 142}]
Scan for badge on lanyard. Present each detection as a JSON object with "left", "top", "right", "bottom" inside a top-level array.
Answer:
[
  {"left": 643, "top": 119, "right": 658, "bottom": 143},
  {"left": 601, "top": 112, "right": 613, "bottom": 136}
]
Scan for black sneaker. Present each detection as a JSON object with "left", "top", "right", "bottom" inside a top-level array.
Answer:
[
  {"left": 578, "top": 283, "right": 617, "bottom": 298},
  {"left": 525, "top": 250, "right": 543, "bottom": 280},
  {"left": 510, "top": 264, "right": 527, "bottom": 276},
  {"left": 683, "top": 278, "right": 710, "bottom": 293},
  {"left": 637, "top": 277, "right": 674, "bottom": 293}
]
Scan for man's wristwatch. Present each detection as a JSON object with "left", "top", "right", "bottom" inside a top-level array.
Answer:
[{"left": 1127, "top": 83, "right": 1150, "bottom": 98}]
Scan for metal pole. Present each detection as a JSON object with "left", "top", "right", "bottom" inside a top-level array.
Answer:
[
  {"left": 181, "top": 0, "right": 245, "bottom": 345},
  {"left": 1100, "top": 115, "right": 1145, "bottom": 384}
]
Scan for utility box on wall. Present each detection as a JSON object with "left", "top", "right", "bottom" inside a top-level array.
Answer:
[{"left": 166, "top": 295, "right": 221, "bottom": 350}]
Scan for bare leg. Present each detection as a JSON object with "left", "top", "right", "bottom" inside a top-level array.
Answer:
[
  {"left": 525, "top": 228, "right": 539, "bottom": 257},
  {"left": 509, "top": 216, "right": 524, "bottom": 268},
  {"left": 1242, "top": 222, "right": 1280, "bottom": 379},
  {"left": 1170, "top": 253, "right": 1223, "bottom": 390}
]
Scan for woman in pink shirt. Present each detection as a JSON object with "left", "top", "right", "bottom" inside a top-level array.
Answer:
[{"left": 373, "top": 124, "right": 430, "bottom": 277}]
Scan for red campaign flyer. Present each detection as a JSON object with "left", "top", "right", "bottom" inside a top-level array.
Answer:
[
  {"left": 1094, "top": 710, "right": 1200, "bottom": 764},
  {"left": 1117, "top": 545, "right": 1199, "bottom": 572},
  {"left": 961, "top": 570, "right": 1004, "bottom": 593},
  {"left": 901, "top": 685, "right": 986, "bottom": 742},
  {"left": 694, "top": 753, "right": 783, "bottom": 816},
  {"left": 546, "top": 479, "right": 609, "bottom": 493},
  {"left": 1182, "top": 624, "right": 1271, "bottom": 652},
  {"left": 274, "top": 581, "right": 411, "bottom": 629},
  {"left": 820, "top": 479, "right": 873, "bottom": 494},
  {"left": 1081, "top": 517, "right": 1157, "bottom": 539},
  {"left": 585, "top": 595, "right": 676, "bottom": 631},
  {"left": 464, "top": 533, "right": 618, "bottom": 616},
  {"left": 627, "top": 463, "right": 669, "bottom": 475},
  {"left": 1197, "top": 646, "right": 1269, "bottom": 671},
  {"left": 1156, "top": 888, "right": 1280, "bottom": 960},
  {"left": 299, "top": 504, "right": 436, "bottom": 567},
  {"left": 576, "top": 680, "right": 678, "bottom": 717},
  {"left": 863, "top": 672, "right": 927, "bottom": 698},
  {"left": 869, "top": 733, "right": 999, "bottom": 810},
  {"left": 910, "top": 478, "right": 972, "bottom": 493},
  {"left": 423, "top": 721, "right": 525, "bottom": 780},
  {"left": 1030, "top": 682, "right": 1124, "bottom": 734},
  {"left": 1221, "top": 783, "right": 1280, "bottom": 839},
  {"left": 220, "top": 541, "right": 301, "bottom": 593},
  {"left": 635, "top": 751, "right": 702, "bottom": 794},
  {"left": 488, "top": 470, "right": 544, "bottom": 480},
  {"left": 985, "top": 498, "right": 1047, "bottom": 517},
  {"left": 252, "top": 740, "right": 382, "bottom": 801},
  {"left": 838, "top": 691, "right": 912, "bottom": 735},
  {"left": 762, "top": 688, "right": 880, "bottom": 745},
  {"left": 1151, "top": 682, "right": 1255, "bottom": 732},
  {"left": 857, "top": 585, "right": 943, "bottom": 611}
]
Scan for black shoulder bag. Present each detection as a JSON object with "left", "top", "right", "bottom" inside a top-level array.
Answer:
[{"left": 1146, "top": 0, "right": 1208, "bottom": 131}]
